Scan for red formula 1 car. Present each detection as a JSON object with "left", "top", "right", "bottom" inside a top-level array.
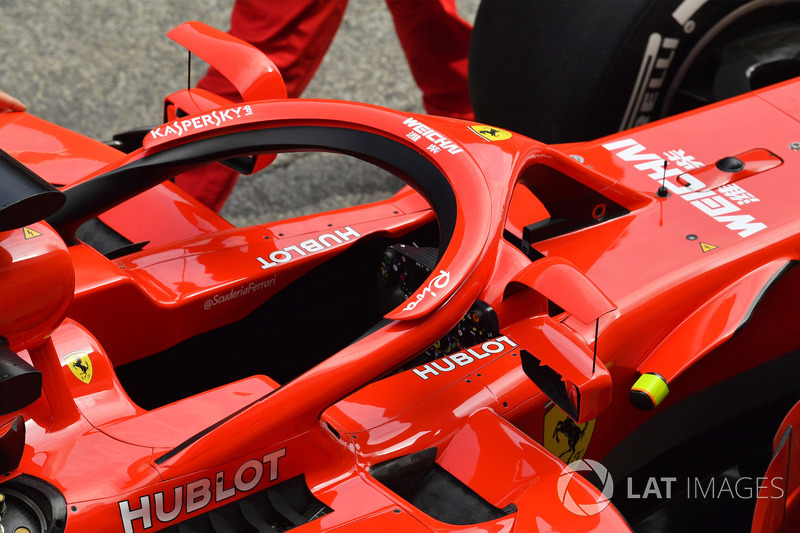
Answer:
[{"left": 0, "top": 21, "right": 798, "bottom": 533}]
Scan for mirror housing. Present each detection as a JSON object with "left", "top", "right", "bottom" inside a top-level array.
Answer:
[{"left": 506, "top": 316, "right": 611, "bottom": 423}]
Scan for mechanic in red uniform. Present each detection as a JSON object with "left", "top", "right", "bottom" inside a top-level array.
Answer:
[{"left": 175, "top": 0, "right": 473, "bottom": 211}]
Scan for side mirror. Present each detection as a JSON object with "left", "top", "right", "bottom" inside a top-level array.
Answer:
[
  {"left": 505, "top": 316, "right": 611, "bottom": 423},
  {"left": 501, "top": 257, "right": 616, "bottom": 422}
]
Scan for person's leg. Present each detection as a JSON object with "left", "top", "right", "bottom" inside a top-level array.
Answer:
[
  {"left": 386, "top": 0, "right": 473, "bottom": 119},
  {"left": 197, "top": 0, "right": 349, "bottom": 100},
  {"left": 182, "top": 0, "right": 349, "bottom": 210}
]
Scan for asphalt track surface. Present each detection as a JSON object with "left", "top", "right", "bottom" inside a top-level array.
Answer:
[{"left": 0, "top": 0, "right": 477, "bottom": 225}]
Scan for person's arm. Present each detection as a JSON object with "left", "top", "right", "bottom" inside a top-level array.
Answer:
[{"left": 0, "top": 90, "right": 25, "bottom": 112}]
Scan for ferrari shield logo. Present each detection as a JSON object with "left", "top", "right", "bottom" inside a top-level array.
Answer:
[
  {"left": 66, "top": 352, "right": 92, "bottom": 384},
  {"left": 544, "top": 404, "right": 596, "bottom": 463},
  {"left": 469, "top": 125, "right": 512, "bottom": 142}
]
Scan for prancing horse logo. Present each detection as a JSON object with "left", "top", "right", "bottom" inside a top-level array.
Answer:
[
  {"left": 544, "top": 404, "right": 596, "bottom": 464},
  {"left": 66, "top": 352, "right": 93, "bottom": 384},
  {"left": 553, "top": 418, "right": 589, "bottom": 463},
  {"left": 468, "top": 124, "right": 513, "bottom": 142}
]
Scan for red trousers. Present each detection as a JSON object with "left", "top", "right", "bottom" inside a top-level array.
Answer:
[{"left": 177, "top": 0, "right": 472, "bottom": 210}]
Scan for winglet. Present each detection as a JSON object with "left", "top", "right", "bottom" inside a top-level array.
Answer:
[
  {"left": 503, "top": 256, "right": 616, "bottom": 324},
  {"left": 168, "top": 21, "right": 286, "bottom": 102}
]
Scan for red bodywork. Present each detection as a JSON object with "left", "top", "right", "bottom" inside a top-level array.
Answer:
[{"left": 0, "top": 21, "right": 797, "bottom": 532}]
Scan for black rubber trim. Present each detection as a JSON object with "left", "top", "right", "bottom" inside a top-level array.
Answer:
[
  {"left": 155, "top": 386, "right": 281, "bottom": 466},
  {"left": 47, "top": 126, "right": 457, "bottom": 254}
]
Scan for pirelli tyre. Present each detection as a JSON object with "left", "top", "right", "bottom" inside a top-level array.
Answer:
[{"left": 469, "top": 0, "right": 800, "bottom": 144}]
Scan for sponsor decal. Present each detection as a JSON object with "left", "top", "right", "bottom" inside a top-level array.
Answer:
[
  {"left": 469, "top": 125, "right": 512, "bottom": 142},
  {"left": 403, "top": 270, "right": 450, "bottom": 312},
  {"left": 671, "top": 0, "right": 710, "bottom": 31},
  {"left": 603, "top": 138, "right": 766, "bottom": 237},
  {"left": 620, "top": 34, "right": 680, "bottom": 130},
  {"left": 65, "top": 352, "right": 92, "bottom": 384},
  {"left": 717, "top": 183, "right": 760, "bottom": 205},
  {"left": 257, "top": 227, "right": 360, "bottom": 269},
  {"left": 119, "top": 449, "right": 286, "bottom": 533},
  {"left": 621, "top": 0, "right": 711, "bottom": 129},
  {"left": 204, "top": 277, "right": 277, "bottom": 310},
  {"left": 412, "top": 336, "right": 518, "bottom": 379},
  {"left": 403, "top": 117, "right": 464, "bottom": 155},
  {"left": 149, "top": 105, "right": 254, "bottom": 142}
]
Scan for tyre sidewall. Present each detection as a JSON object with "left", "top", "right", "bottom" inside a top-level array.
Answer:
[{"left": 469, "top": 0, "right": 756, "bottom": 143}]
